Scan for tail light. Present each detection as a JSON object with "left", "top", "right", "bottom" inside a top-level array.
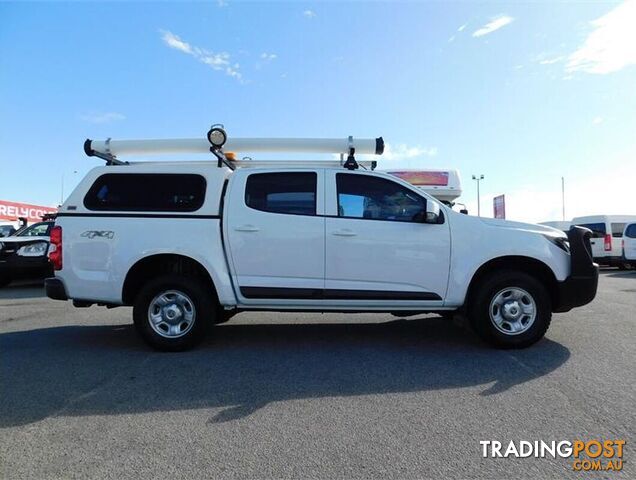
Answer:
[
  {"left": 48, "top": 226, "right": 62, "bottom": 270},
  {"left": 604, "top": 233, "right": 612, "bottom": 252}
]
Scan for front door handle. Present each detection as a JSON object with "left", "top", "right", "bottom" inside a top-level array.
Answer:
[
  {"left": 234, "top": 224, "right": 260, "bottom": 232},
  {"left": 332, "top": 229, "right": 357, "bottom": 237}
]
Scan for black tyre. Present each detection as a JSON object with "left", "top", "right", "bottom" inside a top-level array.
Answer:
[
  {"left": 133, "top": 274, "right": 216, "bottom": 351},
  {"left": 0, "top": 275, "right": 11, "bottom": 288},
  {"left": 468, "top": 270, "right": 551, "bottom": 349}
]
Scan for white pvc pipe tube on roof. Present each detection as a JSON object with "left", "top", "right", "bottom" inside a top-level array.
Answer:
[{"left": 86, "top": 137, "right": 384, "bottom": 157}]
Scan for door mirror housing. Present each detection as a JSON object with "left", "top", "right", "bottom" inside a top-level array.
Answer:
[
  {"left": 425, "top": 200, "right": 441, "bottom": 224},
  {"left": 413, "top": 200, "right": 442, "bottom": 224}
]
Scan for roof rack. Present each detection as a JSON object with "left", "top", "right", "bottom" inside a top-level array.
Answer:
[{"left": 84, "top": 125, "right": 384, "bottom": 171}]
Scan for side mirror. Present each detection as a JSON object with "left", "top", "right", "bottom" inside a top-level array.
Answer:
[
  {"left": 460, "top": 208, "right": 468, "bottom": 215},
  {"left": 424, "top": 200, "right": 441, "bottom": 224}
]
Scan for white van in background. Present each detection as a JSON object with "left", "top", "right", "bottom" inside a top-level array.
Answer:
[
  {"left": 572, "top": 215, "right": 636, "bottom": 269},
  {"left": 539, "top": 221, "right": 571, "bottom": 234},
  {"left": 622, "top": 223, "right": 636, "bottom": 267}
]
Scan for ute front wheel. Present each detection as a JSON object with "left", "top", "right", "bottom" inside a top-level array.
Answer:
[
  {"left": 133, "top": 275, "right": 215, "bottom": 351},
  {"left": 468, "top": 271, "right": 551, "bottom": 349}
]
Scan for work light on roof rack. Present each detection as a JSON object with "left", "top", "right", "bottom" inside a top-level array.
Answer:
[{"left": 207, "top": 125, "right": 227, "bottom": 148}]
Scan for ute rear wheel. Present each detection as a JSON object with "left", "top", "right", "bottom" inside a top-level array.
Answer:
[
  {"left": 468, "top": 271, "right": 551, "bottom": 349},
  {"left": 133, "top": 274, "right": 215, "bottom": 351}
]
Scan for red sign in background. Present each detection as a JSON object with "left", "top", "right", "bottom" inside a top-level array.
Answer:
[
  {"left": 0, "top": 200, "right": 57, "bottom": 223},
  {"left": 493, "top": 194, "right": 506, "bottom": 219},
  {"left": 387, "top": 171, "right": 450, "bottom": 186}
]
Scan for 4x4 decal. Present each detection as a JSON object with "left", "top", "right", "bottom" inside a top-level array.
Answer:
[{"left": 81, "top": 230, "right": 114, "bottom": 239}]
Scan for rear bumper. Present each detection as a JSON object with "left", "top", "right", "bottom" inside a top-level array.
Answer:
[
  {"left": 45, "top": 277, "right": 68, "bottom": 301},
  {"left": 594, "top": 255, "right": 624, "bottom": 267},
  {"left": 621, "top": 254, "right": 636, "bottom": 264},
  {"left": 553, "top": 227, "right": 599, "bottom": 313}
]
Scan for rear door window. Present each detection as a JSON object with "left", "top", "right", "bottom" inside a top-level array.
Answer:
[
  {"left": 611, "top": 223, "right": 626, "bottom": 238},
  {"left": 84, "top": 174, "right": 206, "bottom": 212},
  {"left": 578, "top": 223, "right": 606, "bottom": 238},
  {"left": 245, "top": 172, "right": 317, "bottom": 216}
]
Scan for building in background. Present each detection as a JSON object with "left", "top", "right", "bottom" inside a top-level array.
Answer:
[{"left": 0, "top": 200, "right": 57, "bottom": 229}]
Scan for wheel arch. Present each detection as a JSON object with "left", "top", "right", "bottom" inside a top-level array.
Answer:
[
  {"left": 465, "top": 256, "right": 559, "bottom": 309},
  {"left": 122, "top": 253, "right": 218, "bottom": 306}
]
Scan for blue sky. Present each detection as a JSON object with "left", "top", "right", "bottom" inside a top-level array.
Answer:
[{"left": 1, "top": 0, "right": 635, "bottom": 222}]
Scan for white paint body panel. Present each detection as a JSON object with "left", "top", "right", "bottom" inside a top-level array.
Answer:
[
  {"left": 55, "top": 163, "right": 235, "bottom": 305},
  {"left": 323, "top": 170, "right": 450, "bottom": 308},
  {"left": 56, "top": 161, "right": 572, "bottom": 311},
  {"left": 224, "top": 169, "right": 325, "bottom": 306},
  {"left": 539, "top": 221, "right": 571, "bottom": 233},
  {"left": 444, "top": 215, "right": 570, "bottom": 306}
]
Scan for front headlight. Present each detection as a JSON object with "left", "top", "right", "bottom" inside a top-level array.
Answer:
[
  {"left": 17, "top": 241, "right": 49, "bottom": 257},
  {"left": 544, "top": 235, "right": 570, "bottom": 253}
]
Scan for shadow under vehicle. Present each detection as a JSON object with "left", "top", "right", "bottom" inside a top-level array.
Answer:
[{"left": 0, "top": 316, "right": 570, "bottom": 427}]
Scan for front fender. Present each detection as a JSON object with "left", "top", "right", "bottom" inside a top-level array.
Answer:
[{"left": 444, "top": 213, "right": 569, "bottom": 306}]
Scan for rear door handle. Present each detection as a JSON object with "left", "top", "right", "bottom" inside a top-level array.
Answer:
[
  {"left": 332, "top": 229, "right": 357, "bottom": 237},
  {"left": 234, "top": 224, "right": 260, "bottom": 232}
]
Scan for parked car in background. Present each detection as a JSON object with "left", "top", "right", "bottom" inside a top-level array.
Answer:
[
  {"left": 0, "top": 224, "right": 17, "bottom": 238},
  {"left": 572, "top": 215, "right": 636, "bottom": 269},
  {"left": 0, "top": 221, "right": 54, "bottom": 287},
  {"left": 622, "top": 223, "right": 636, "bottom": 268}
]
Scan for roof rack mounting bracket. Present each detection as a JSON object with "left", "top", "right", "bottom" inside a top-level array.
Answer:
[
  {"left": 342, "top": 135, "right": 359, "bottom": 170},
  {"left": 96, "top": 151, "right": 124, "bottom": 166},
  {"left": 210, "top": 146, "right": 235, "bottom": 170},
  {"left": 83, "top": 138, "right": 127, "bottom": 165},
  {"left": 343, "top": 152, "right": 358, "bottom": 171}
]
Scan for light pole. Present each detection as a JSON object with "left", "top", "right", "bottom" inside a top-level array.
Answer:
[
  {"left": 472, "top": 174, "right": 484, "bottom": 217},
  {"left": 561, "top": 176, "right": 565, "bottom": 221}
]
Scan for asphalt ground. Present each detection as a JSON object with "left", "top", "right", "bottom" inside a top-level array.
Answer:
[{"left": 0, "top": 270, "right": 634, "bottom": 479}]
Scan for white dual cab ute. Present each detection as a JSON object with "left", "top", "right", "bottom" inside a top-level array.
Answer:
[{"left": 45, "top": 127, "right": 599, "bottom": 351}]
